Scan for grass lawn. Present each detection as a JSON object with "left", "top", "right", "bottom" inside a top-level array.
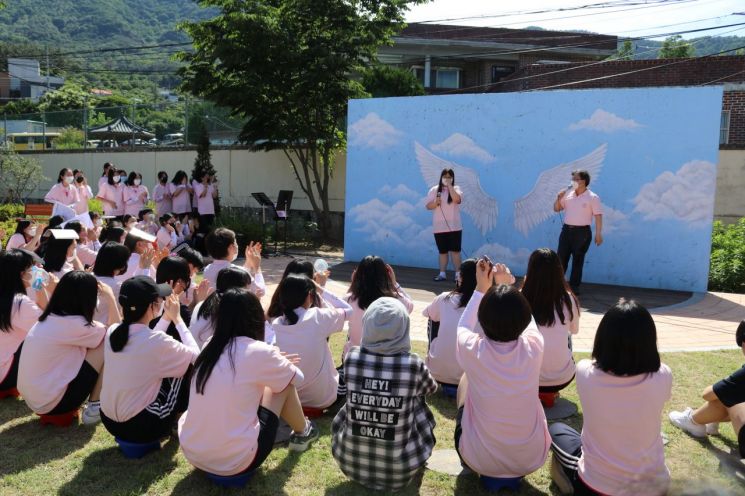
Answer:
[{"left": 1, "top": 336, "right": 744, "bottom": 495}]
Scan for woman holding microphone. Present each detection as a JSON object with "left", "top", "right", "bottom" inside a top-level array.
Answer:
[{"left": 426, "top": 168, "right": 463, "bottom": 282}]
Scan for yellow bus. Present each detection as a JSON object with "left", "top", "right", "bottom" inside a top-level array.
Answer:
[{"left": 5, "top": 132, "right": 61, "bottom": 151}]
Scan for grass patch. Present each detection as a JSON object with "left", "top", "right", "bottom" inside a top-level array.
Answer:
[{"left": 1, "top": 338, "right": 744, "bottom": 495}]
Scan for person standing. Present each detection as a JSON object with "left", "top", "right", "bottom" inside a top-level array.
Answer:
[
  {"left": 153, "top": 171, "right": 172, "bottom": 217},
  {"left": 169, "top": 170, "right": 193, "bottom": 222},
  {"left": 193, "top": 172, "right": 218, "bottom": 236},
  {"left": 73, "top": 171, "right": 94, "bottom": 216},
  {"left": 553, "top": 170, "right": 603, "bottom": 295},
  {"left": 123, "top": 172, "right": 149, "bottom": 218},
  {"left": 425, "top": 168, "right": 463, "bottom": 282},
  {"left": 44, "top": 168, "right": 80, "bottom": 218}
]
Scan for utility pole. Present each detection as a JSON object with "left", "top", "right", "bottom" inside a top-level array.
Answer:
[
  {"left": 43, "top": 45, "right": 49, "bottom": 148},
  {"left": 184, "top": 96, "right": 189, "bottom": 146},
  {"left": 3, "top": 113, "right": 7, "bottom": 147},
  {"left": 131, "top": 102, "right": 136, "bottom": 151},
  {"left": 83, "top": 96, "right": 88, "bottom": 150}
]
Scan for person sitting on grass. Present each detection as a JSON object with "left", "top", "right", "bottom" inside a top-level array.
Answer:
[
  {"left": 178, "top": 288, "right": 318, "bottom": 477},
  {"left": 100, "top": 276, "right": 199, "bottom": 444},
  {"left": 669, "top": 320, "right": 745, "bottom": 452},
  {"left": 422, "top": 258, "right": 477, "bottom": 388},
  {"left": 520, "top": 248, "right": 580, "bottom": 402},
  {"left": 271, "top": 274, "right": 351, "bottom": 410},
  {"left": 455, "top": 259, "right": 550, "bottom": 481},
  {"left": 202, "top": 228, "right": 265, "bottom": 298},
  {"left": 331, "top": 297, "right": 437, "bottom": 491},
  {"left": 5, "top": 220, "right": 45, "bottom": 252},
  {"left": 549, "top": 299, "right": 672, "bottom": 496},
  {"left": 18, "top": 271, "right": 120, "bottom": 424},
  {"left": 155, "top": 214, "right": 179, "bottom": 251},
  {"left": 177, "top": 246, "right": 206, "bottom": 310}
]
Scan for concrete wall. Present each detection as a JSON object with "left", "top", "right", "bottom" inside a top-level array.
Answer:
[
  {"left": 715, "top": 148, "right": 745, "bottom": 223},
  {"left": 22, "top": 147, "right": 347, "bottom": 212}
]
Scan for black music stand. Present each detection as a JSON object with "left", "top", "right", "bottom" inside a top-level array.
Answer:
[
  {"left": 251, "top": 192, "right": 278, "bottom": 257},
  {"left": 274, "top": 190, "right": 293, "bottom": 255}
]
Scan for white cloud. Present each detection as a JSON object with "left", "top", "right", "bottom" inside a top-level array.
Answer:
[
  {"left": 568, "top": 109, "right": 642, "bottom": 133},
  {"left": 601, "top": 204, "right": 632, "bottom": 235},
  {"left": 431, "top": 133, "right": 495, "bottom": 163},
  {"left": 348, "top": 112, "right": 404, "bottom": 150},
  {"left": 378, "top": 184, "right": 420, "bottom": 202},
  {"left": 471, "top": 242, "right": 532, "bottom": 269},
  {"left": 632, "top": 160, "right": 716, "bottom": 226},
  {"left": 348, "top": 196, "right": 432, "bottom": 251}
]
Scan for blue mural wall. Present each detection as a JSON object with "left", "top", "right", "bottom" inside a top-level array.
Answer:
[{"left": 344, "top": 87, "right": 723, "bottom": 292}]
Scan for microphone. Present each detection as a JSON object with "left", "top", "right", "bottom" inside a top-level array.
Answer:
[{"left": 436, "top": 191, "right": 442, "bottom": 198}]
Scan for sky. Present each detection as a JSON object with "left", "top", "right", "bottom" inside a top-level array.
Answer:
[{"left": 405, "top": 0, "right": 745, "bottom": 40}]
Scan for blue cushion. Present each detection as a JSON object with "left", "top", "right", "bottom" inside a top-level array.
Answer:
[
  {"left": 206, "top": 470, "right": 255, "bottom": 488},
  {"left": 115, "top": 438, "right": 161, "bottom": 459},
  {"left": 441, "top": 384, "right": 458, "bottom": 398},
  {"left": 480, "top": 476, "right": 523, "bottom": 491}
]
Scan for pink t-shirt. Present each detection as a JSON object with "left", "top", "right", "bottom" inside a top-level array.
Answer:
[
  {"left": 18, "top": 315, "right": 106, "bottom": 414},
  {"left": 272, "top": 307, "right": 346, "bottom": 409},
  {"left": 343, "top": 290, "right": 414, "bottom": 358},
  {"left": 153, "top": 183, "right": 172, "bottom": 216},
  {"left": 535, "top": 297, "right": 580, "bottom": 387},
  {"left": 202, "top": 261, "right": 266, "bottom": 299},
  {"left": 98, "top": 176, "right": 108, "bottom": 192},
  {"left": 94, "top": 276, "right": 122, "bottom": 325},
  {"left": 45, "top": 183, "right": 80, "bottom": 210},
  {"left": 77, "top": 242, "right": 98, "bottom": 267},
  {"left": 178, "top": 337, "right": 302, "bottom": 475},
  {"left": 422, "top": 292, "right": 477, "bottom": 385},
  {"left": 169, "top": 183, "right": 192, "bottom": 215},
  {"left": 97, "top": 183, "right": 125, "bottom": 216},
  {"left": 193, "top": 182, "right": 216, "bottom": 215},
  {"left": 101, "top": 320, "right": 197, "bottom": 422},
  {"left": 0, "top": 295, "right": 42, "bottom": 382},
  {"left": 576, "top": 359, "right": 672, "bottom": 495},
  {"left": 426, "top": 185, "right": 463, "bottom": 234},
  {"left": 156, "top": 227, "right": 178, "bottom": 251},
  {"left": 560, "top": 189, "right": 602, "bottom": 226},
  {"left": 6, "top": 233, "right": 27, "bottom": 250},
  {"left": 75, "top": 185, "right": 93, "bottom": 214},
  {"left": 123, "top": 185, "right": 149, "bottom": 217},
  {"left": 456, "top": 291, "right": 550, "bottom": 478}
]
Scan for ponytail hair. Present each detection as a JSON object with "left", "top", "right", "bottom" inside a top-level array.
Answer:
[
  {"left": 276, "top": 274, "right": 315, "bottom": 325},
  {"left": 109, "top": 301, "right": 150, "bottom": 352},
  {"left": 451, "top": 258, "right": 477, "bottom": 308}
]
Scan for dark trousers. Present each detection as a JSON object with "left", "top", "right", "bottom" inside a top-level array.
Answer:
[
  {"left": 557, "top": 225, "right": 592, "bottom": 290},
  {"left": 549, "top": 423, "right": 599, "bottom": 495}
]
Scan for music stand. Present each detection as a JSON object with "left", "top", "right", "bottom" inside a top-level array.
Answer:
[
  {"left": 274, "top": 190, "right": 293, "bottom": 255},
  {"left": 251, "top": 192, "right": 278, "bottom": 257}
]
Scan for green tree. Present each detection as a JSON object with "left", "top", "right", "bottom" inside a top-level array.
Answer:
[
  {"left": 658, "top": 35, "right": 695, "bottom": 59},
  {"left": 616, "top": 40, "right": 634, "bottom": 61},
  {"left": 191, "top": 127, "right": 220, "bottom": 213},
  {"left": 54, "top": 126, "right": 85, "bottom": 149},
  {"left": 178, "top": 0, "right": 424, "bottom": 237},
  {"left": 361, "top": 65, "right": 425, "bottom": 98},
  {"left": 0, "top": 148, "right": 46, "bottom": 203}
]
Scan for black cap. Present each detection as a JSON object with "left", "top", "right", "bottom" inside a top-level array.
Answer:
[{"left": 118, "top": 276, "right": 172, "bottom": 311}]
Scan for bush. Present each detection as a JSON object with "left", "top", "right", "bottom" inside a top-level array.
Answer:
[
  {"left": 215, "top": 207, "right": 264, "bottom": 252},
  {"left": 0, "top": 149, "right": 46, "bottom": 203},
  {"left": 0, "top": 203, "right": 24, "bottom": 222},
  {"left": 709, "top": 218, "right": 745, "bottom": 293},
  {"left": 88, "top": 198, "right": 103, "bottom": 215}
]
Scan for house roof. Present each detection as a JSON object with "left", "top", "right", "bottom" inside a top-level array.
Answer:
[{"left": 88, "top": 115, "right": 155, "bottom": 139}]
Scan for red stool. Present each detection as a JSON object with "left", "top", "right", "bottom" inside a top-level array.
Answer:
[
  {"left": 38, "top": 410, "right": 79, "bottom": 427},
  {"left": 302, "top": 407, "right": 324, "bottom": 419},
  {"left": 539, "top": 392, "right": 559, "bottom": 408},
  {"left": 0, "top": 388, "right": 20, "bottom": 399}
]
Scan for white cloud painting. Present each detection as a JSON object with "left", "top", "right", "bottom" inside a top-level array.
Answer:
[
  {"left": 348, "top": 112, "right": 403, "bottom": 150},
  {"left": 568, "top": 109, "right": 643, "bottom": 133},
  {"left": 431, "top": 133, "right": 496, "bottom": 163}
]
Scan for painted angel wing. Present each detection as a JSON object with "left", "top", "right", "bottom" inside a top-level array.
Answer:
[
  {"left": 513, "top": 143, "right": 607, "bottom": 237},
  {"left": 415, "top": 142, "right": 498, "bottom": 235}
]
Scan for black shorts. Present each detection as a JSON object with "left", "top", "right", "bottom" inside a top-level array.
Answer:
[
  {"left": 234, "top": 406, "right": 279, "bottom": 475},
  {"left": 0, "top": 343, "right": 23, "bottom": 391},
  {"left": 713, "top": 364, "right": 745, "bottom": 408},
  {"left": 454, "top": 406, "right": 465, "bottom": 464},
  {"left": 46, "top": 361, "right": 99, "bottom": 415},
  {"left": 434, "top": 230, "right": 462, "bottom": 254}
]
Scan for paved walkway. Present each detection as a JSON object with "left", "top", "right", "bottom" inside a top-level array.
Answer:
[{"left": 257, "top": 255, "right": 745, "bottom": 352}]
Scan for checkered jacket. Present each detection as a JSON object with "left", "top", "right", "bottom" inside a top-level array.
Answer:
[{"left": 331, "top": 347, "right": 437, "bottom": 491}]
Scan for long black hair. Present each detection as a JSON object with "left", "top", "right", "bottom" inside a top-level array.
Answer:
[
  {"left": 125, "top": 171, "right": 142, "bottom": 187},
  {"left": 0, "top": 249, "right": 35, "bottom": 332},
  {"left": 57, "top": 168, "right": 72, "bottom": 184},
  {"left": 197, "top": 266, "right": 251, "bottom": 322},
  {"left": 437, "top": 168, "right": 455, "bottom": 204},
  {"left": 39, "top": 271, "right": 98, "bottom": 325},
  {"left": 43, "top": 238, "right": 75, "bottom": 273},
  {"left": 275, "top": 274, "right": 315, "bottom": 325},
  {"left": 448, "top": 258, "right": 477, "bottom": 308},
  {"left": 14, "top": 219, "right": 34, "bottom": 238},
  {"left": 93, "top": 242, "right": 130, "bottom": 277},
  {"left": 194, "top": 289, "right": 265, "bottom": 394},
  {"left": 521, "top": 248, "right": 578, "bottom": 327},
  {"left": 107, "top": 167, "right": 120, "bottom": 186},
  {"left": 172, "top": 170, "right": 188, "bottom": 186},
  {"left": 267, "top": 259, "right": 318, "bottom": 318},
  {"left": 348, "top": 255, "right": 400, "bottom": 311}
]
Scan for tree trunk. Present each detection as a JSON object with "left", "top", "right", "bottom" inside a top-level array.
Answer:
[{"left": 284, "top": 144, "right": 335, "bottom": 240}]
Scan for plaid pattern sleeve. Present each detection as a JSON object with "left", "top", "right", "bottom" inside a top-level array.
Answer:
[{"left": 331, "top": 349, "right": 437, "bottom": 491}]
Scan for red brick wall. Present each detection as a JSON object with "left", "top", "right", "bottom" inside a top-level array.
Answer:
[{"left": 723, "top": 91, "right": 745, "bottom": 145}]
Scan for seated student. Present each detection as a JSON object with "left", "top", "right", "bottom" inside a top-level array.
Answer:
[
  {"left": 18, "top": 271, "right": 120, "bottom": 424},
  {"left": 179, "top": 289, "right": 319, "bottom": 476},
  {"left": 6, "top": 220, "right": 45, "bottom": 252},
  {"left": 155, "top": 214, "right": 179, "bottom": 251},
  {"left": 99, "top": 226, "right": 127, "bottom": 246},
  {"left": 177, "top": 246, "right": 206, "bottom": 309},
  {"left": 89, "top": 212, "right": 103, "bottom": 238},
  {"left": 93, "top": 242, "right": 153, "bottom": 323},
  {"left": 267, "top": 259, "right": 327, "bottom": 319},
  {"left": 0, "top": 250, "right": 46, "bottom": 396},
  {"left": 203, "top": 229, "right": 265, "bottom": 297},
  {"left": 455, "top": 260, "right": 550, "bottom": 480},
  {"left": 62, "top": 221, "right": 98, "bottom": 268},
  {"left": 271, "top": 274, "right": 352, "bottom": 409},
  {"left": 43, "top": 230, "right": 83, "bottom": 279},
  {"left": 422, "top": 259, "right": 476, "bottom": 387},
  {"left": 550, "top": 299, "right": 672, "bottom": 496},
  {"left": 192, "top": 266, "right": 273, "bottom": 349},
  {"left": 137, "top": 209, "right": 159, "bottom": 236},
  {"left": 669, "top": 320, "right": 745, "bottom": 448},
  {"left": 150, "top": 256, "right": 208, "bottom": 343},
  {"left": 122, "top": 214, "right": 137, "bottom": 232},
  {"left": 343, "top": 256, "right": 413, "bottom": 359},
  {"left": 332, "top": 297, "right": 437, "bottom": 491},
  {"left": 121, "top": 230, "right": 160, "bottom": 280},
  {"left": 100, "top": 276, "right": 199, "bottom": 443},
  {"left": 521, "top": 248, "right": 580, "bottom": 395}
]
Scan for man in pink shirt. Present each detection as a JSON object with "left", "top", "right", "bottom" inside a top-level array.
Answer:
[{"left": 553, "top": 169, "right": 603, "bottom": 294}]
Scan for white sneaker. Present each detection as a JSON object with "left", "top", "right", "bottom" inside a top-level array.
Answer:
[
  {"left": 669, "top": 408, "right": 706, "bottom": 438},
  {"left": 706, "top": 422, "right": 720, "bottom": 436},
  {"left": 81, "top": 402, "right": 101, "bottom": 425}
]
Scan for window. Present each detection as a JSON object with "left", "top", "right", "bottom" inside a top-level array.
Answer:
[
  {"left": 720, "top": 110, "right": 730, "bottom": 145},
  {"left": 411, "top": 66, "right": 461, "bottom": 89},
  {"left": 491, "top": 65, "right": 516, "bottom": 83}
]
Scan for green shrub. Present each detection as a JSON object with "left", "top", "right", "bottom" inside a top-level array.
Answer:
[
  {"left": 1, "top": 219, "right": 17, "bottom": 247},
  {"left": 0, "top": 203, "right": 24, "bottom": 221},
  {"left": 88, "top": 198, "right": 103, "bottom": 215},
  {"left": 709, "top": 218, "right": 745, "bottom": 293},
  {"left": 215, "top": 208, "right": 264, "bottom": 251}
]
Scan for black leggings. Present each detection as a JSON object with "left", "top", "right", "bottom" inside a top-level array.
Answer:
[{"left": 549, "top": 422, "right": 600, "bottom": 495}]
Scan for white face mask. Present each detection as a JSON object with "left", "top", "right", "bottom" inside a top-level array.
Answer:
[
  {"left": 64, "top": 176, "right": 74, "bottom": 184},
  {"left": 95, "top": 219, "right": 103, "bottom": 227},
  {"left": 571, "top": 180, "right": 580, "bottom": 189},
  {"left": 134, "top": 179, "right": 141, "bottom": 186},
  {"left": 442, "top": 178, "right": 452, "bottom": 187},
  {"left": 26, "top": 227, "right": 37, "bottom": 237},
  {"left": 113, "top": 176, "right": 121, "bottom": 184}
]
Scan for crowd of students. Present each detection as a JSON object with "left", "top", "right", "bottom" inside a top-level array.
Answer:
[{"left": 0, "top": 162, "right": 744, "bottom": 495}]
